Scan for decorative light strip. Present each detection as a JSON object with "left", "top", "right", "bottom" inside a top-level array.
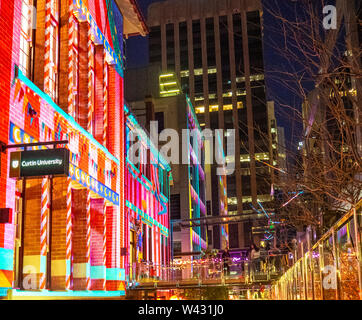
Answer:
[
  {"left": 126, "top": 159, "right": 168, "bottom": 202},
  {"left": 10, "top": 289, "right": 125, "bottom": 297},
  {"left": 125, "top": 200, "right": 169, "bottom": 236},
  {"left": 69, "top": 163, "right": 119, "bottom": 206},
  {"left": 186, "top": 95, "right": 202, "bottom": 132},
  {"left": 190, "top": 184, "right": 206, "bottom": 216},
  {"left": 124, "top": 105, "right": 171, "bottom": 172}
]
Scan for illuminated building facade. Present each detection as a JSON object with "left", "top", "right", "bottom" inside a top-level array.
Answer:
[
  {"left": 213, "top": 131, "right": 229, "bottom": 250},
  {"left": 125, "top": 68, "right": 209, "bottom": 259},
  {"left": 124, "top": 105, "right": 171, "bottom": 282},
  {"left": 147, "top": 0, "right": 280, "bottom": 248},
  {"left": 0, "top": 0, "right": 146, "bottom": 299},
  {"left": 184, "top": 96, "right": 208, "bottom": 256}
]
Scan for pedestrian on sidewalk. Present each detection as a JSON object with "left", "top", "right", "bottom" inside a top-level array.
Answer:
[
  {"left": 222, "top": 247, "right": 231, "bottom": 276},
  {"left": 250, "top": 243, "right": 261, "bottom": 274}
]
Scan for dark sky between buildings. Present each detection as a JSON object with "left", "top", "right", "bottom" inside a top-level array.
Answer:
[{"left": 126, "top": 0, "right": 309, "bottom": 149}]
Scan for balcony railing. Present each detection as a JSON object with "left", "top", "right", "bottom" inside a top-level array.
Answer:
[
  {"left": 271, "top": 202, "right": 362, "bottom": 300},
  {"left": 127, "top": 253, "right": 290, "bottom": 288}
]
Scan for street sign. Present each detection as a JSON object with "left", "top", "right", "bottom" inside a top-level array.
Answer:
[{"left": 10, "top": 148, "right": 69, "bottom": 178}]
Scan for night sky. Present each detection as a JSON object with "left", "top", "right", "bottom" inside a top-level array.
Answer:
[
  {"left": 126, "top": 0, "right": 156, "bottom": 68},
  {"left": 126, "top": 0, "right": 312, "bottom": 148}
]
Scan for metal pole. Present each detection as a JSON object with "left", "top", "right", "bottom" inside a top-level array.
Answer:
[
  {"left": 1, "top": 140, "right": 68, "bottom": 151},
  {"left": 352, "top": 207, "right": 362, "bottom": 300},
  {"left": 319, "top": 243, "right": 324, "bottom": 300},
  {"left": 5, "top": 140, "right": 69, "bottom": 290},
  {"left": 300, "top": 241, "right": 306, "bottom": 300},
  {"left": 46, "top": 143, "right": 57, "bottom": 289},
  {"left": 332, "top": 229, "right": 340, "bottom": 300},
  {"left": 307, "top": 228, "right": 315, "bottom": 300},
  {"left": 170, "top": 220, "right": 173, "bottom": 263},
  {"left": 19, "top": 180, "right": 26, "bottom": 289},
  {"left": 305, "top": 232, "right": 309, "bottom": 300},
  {"left": 47, "top": 174, "right": 53, "bottom": 289},
  {"left": 18, "top": 146, "right": 27, "bottom": 290}
]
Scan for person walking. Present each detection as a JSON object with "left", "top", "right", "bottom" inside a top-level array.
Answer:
[
  {"left": 250, "top": 244, "right": 261, "bottom": 275},
  {"left": 222, "top": 247, "right": 231, "bottom": 276}
]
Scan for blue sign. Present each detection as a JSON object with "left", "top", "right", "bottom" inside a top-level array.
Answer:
[{"left": 69, "top": 163, "right": 119, "bottom": 206}]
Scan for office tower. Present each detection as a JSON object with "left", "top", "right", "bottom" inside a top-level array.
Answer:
[{"left": 147, "top": 0, "right": 278, "bottom": 248}]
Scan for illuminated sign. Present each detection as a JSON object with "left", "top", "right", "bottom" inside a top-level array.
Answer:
[
  {"left": 10, "top": 149, "right": 69, "bottom": 178},
  {"left": 68, "top": 164, "right": 119, "bottom": 206}
]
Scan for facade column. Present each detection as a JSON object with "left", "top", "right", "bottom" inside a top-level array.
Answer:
[
  {"left": 40, "top": 178, "right": 49, "bottom": 289},
  {"left": 90, "top": 198, "right": 107, "bottom": 290},
  {"left": 103, "top": 53, "right": 108, "bottom": 148},
  {"left": 200, "top": 16, "right": 210, "bottom": 128},
  {"left": 50, "top": 177, "right": 72, "bottom": 290},
  {"left": 78, "top": 21, "right": 90, "bottom": 131},
  {"left": 161, "top": 23, "right": 167, "bottom": 71},
  {"left": 102, "top": 201, "right": 107, "bottom": 290},
  {"left": 228, "top": 13, "right": 243, "bottom": 246},
  {"left": 67, "top": 5, "right": 77, "bottom": 118},
  {"left": 33, "top": 0, "right": 46, "bottom": 90},
  {"left": 87, "top": 25, "right": 94, "bottom": 134},
  {"left": 156, "top": 229, "right": 160, "bottom": 278},
  {"left": 241, "top": 10, "right": 257, "bottom": 206},
  {"left": 213, "top": 15, "right": 224, "bottom": 130},
  {"left": 22, "top": 179, "right": 42, "bottom": 290},
  {"left": 174, "top": 20, "right": 181, "bottom": 80},
  {"left": 71, "top": 188, "right": 90, "bottom": 290},
  {"left": 94, "top": 45, "right": 105, "bottom": 144},
  {"left": 106, "top": 205, "right": 122, "bottom": 290},
  {"left": 86, "top": 190, "right": 91, "bottom": 289},
  {"left": 59, "top": 0, "right": 72, "bottom": 111},
  {"left": 187, "top": 18, "right": 195, "bottom": 105},
  {"left": 144, "top": 223, "right": 148, "bottom": 262},
  {"left": 43, "top": 0, "right": 52, "bottom": 96}
]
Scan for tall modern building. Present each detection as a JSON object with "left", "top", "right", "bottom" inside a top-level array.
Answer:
[{"left": 147, "top": 0, "right": 280, "bottom": 248}]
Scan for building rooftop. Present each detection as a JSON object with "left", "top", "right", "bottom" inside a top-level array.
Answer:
[
  {"left": 147, "top": 0, "right": 262, "bottom": 26},
  {"left": 116, "top": 0, "right": 148, "bottom": 37}
]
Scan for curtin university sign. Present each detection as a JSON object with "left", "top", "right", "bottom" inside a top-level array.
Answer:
[{"left": 10, "top": 148, "right": 70, "bottom": 178}]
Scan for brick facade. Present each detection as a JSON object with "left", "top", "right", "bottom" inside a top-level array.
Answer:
[
  {"left": 0, "top": 0, "right": 138, "bottom": 298},
  {"left": 0, "top": 0, "right": 20, "bottom": 291}
]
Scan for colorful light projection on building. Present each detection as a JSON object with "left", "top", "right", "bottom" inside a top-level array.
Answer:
[
  {"left": 124, "top": 105, "right": 171, "bottom": 278},
  {"left": 186, "top": 96, "right": 207, "bottom": 253},
  {"left": 72, "top": 0, "right": 123, "bottom": 75}
]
